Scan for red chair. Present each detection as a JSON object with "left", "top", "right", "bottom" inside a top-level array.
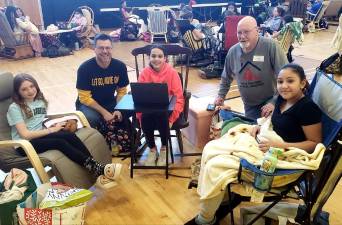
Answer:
[{"left": 224, "top": 15, "right": 245, "bottom": 50}]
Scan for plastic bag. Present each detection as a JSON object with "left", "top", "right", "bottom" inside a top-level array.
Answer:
[{"left": 17, "top": 182, "right": 92, "bottom": 225}]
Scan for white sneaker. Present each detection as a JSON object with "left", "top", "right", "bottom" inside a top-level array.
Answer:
[
  {"left": 145, "top": 151, "right": 158, "bottom": 166},
  {"left": 157, "top": 148, "right": 170, "bottom": 166},
  {"left": 95, "top": 175, "right": 118, "bottom": 190},
  {"left": 104, "top": 163, "right": 122, "bottom": 181}
]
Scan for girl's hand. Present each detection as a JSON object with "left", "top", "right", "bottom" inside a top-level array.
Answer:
[
  {"left": 258, "top": 138, "right": 284, "bottom": 153},
  {"left": 249, "top": 125, "right": 260, "bottom": 138},
  {"left": 50, "top": 122, "right": 65, "bottom": 133}
]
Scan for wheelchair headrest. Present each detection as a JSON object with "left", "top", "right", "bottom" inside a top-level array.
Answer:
[
  {"left": 0, "top": 72, "right": 14, "bottom": 101},
  {"left": 310, "top": 70, "right": 342, "bottom": 122},
  {"left": 309, "top": 70, "right": 342, "bottom": 146}
]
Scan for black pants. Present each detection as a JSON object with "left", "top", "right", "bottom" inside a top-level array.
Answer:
[
  {"left": 18, "top": 131, "right": 91, "bottom": 166},
  {"left": 141, "top": 113, "right": 169, "bottom": 149}
]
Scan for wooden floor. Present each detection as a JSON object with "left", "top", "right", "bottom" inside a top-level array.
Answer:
[{"left": 0, "top": 27, "right": 341, "bottom": 225}]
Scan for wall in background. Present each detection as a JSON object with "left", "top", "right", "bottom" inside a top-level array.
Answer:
[{"left": 41, "top": 0, "right": 227, "bottom": 29}]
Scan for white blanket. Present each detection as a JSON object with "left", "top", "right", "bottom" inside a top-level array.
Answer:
[{"left": 197, "top": 121, "right": 326, "bottom": 200}]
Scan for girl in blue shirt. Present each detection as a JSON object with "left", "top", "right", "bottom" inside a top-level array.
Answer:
[{"left": 6, "top": 73, "right": 121, "bottom": 187}]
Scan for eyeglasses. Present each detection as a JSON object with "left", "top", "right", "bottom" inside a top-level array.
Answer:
[
  {"left": 237, "top": 27, "right": 257, "bottom": 36},
  {"left": 96, "top": 46, "right": 112, "bottom": 51}
]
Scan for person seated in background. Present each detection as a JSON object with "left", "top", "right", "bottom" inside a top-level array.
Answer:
[
  {"left": 59, "top": 8, "right": 87, "bottom": 49},
  {"left": 167, "top": 9, "right": 181, "bottom": 43},
  {"left": 268, "top": 15, "right": 303, "bottom": 62},
  {"left": 68, "top": 8, "right": 87, "bottom": 33},
  {"left": 219, "top": 2, "right": 240, "bottom": 33},
  {"left": 137, "top": 45, "right": 184, "bottom": 166},
  {"left": 120, "top": 0, "right": 146, "bottom": 35},
  {"left": 261, "top": 6, "right": 285, "bottom": 34},
  {"left": 222, "top": 2, "right": 239, "bottom": 18},
  {"left": 5, "top": 6, "right": 43, "bottom": 56},
  {"left": 308, "top": 0, "right": 323, "bottom": 14},
  {"left": 178, "top": 11, "right": 205, "bottom": 40}
]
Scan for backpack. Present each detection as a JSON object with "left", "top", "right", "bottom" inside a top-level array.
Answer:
[
  {"left": 319, "top": 18, "right": 329, "bottom": 29},
  {"left": 120, "top": 23, "right": 138, "bottom": 41},
  {"left": 45, "top": 45, "right": 59, "bottom": 58}
]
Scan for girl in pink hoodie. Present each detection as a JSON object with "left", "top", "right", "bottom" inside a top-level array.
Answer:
[{"left": 138, "top": 45, "right": 185, "bottom": 166}]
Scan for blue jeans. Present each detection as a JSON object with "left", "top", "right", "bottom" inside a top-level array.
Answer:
[
  {"left": 219, "top": 110, "right": 234, "bottom": 121},
  {"left": 76, "top": 101, "right": 116, "bottom": 128}
]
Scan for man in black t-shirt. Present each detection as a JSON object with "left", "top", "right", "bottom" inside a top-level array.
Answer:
[{"left": 75, "top": 33, "right": 129, "bottom": 128}]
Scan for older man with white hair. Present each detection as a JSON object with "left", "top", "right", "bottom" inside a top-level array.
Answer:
[{"left": 215, "top": 16, "right": 288, "bottom": 119}]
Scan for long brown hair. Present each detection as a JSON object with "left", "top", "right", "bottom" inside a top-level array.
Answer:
[{"left": 12, "top": 73, "right": 48, "bottom": 118}]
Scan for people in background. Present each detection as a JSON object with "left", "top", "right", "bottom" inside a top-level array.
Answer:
[
  {"left": 5, "top": 6, "right": 43, "bottom": 56},
  {"left": 219, "top": 2, "right": 240, "bottom": 33},
  {"left": 269, "top": 15, "right": 303, "bottom": 62},
  {"left": 76, "top": 33, "right": 128, "bottom": 128},
  {"left": 60, "top": 8, "right": 87, "bottom": 49},
  {"left": 6, "top": 73, "right": 122, "bottom": 188},
  {"left": 120, "top": 0, "right": 146, "bottom": 35},
  {"left": 137, "top": 45, "right": 184, "bottom": 166},
  {"left": 214, "top": 16, "right": 288, "bottom": 119},
  {"left": 185, "top": 63, "right": 322, "bottom": 225},
  {"left": 179, "top": 11, "right": 205, "bottom": 40},
  {"left": 68, "top": 8, "right": 87, "bottom": 33},
  {"left": 167, "top": 9, "right": 181, "bottom": 43},
  {"left": 261, "top": 6, "right": 285, "bottom": 34},
  {"left": 222, "top": 2, "right": 239, "bottom": 18}
]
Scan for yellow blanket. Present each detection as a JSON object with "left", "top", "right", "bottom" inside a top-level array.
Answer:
[{"left": 197, "top": 123, "right": 326, "bottom": 200}]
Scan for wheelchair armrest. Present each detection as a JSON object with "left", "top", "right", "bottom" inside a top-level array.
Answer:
[{"left": 0, "top": 140, "right": 50, "bottom": 183}]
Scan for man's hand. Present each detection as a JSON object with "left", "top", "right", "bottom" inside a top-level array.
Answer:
[
  {"left": 113, "top": 111, "right": 123, "bottom": 122},
  {"left": 103, "top": 111, "right": 115, "bottom": 122},
  {"left": 261, "top": 103, "right": 274, "bottom": 118},
  {"left": 214, "top": 96, "right": 224, "bottom": 106}
]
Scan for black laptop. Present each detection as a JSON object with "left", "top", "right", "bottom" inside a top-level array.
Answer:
[{"left": 130, "top": 82, "right": 170, "bottom": 107}]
